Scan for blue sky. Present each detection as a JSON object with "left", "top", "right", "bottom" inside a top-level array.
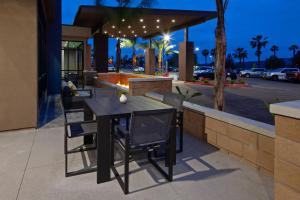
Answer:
[{"left": 62, "top": 0, "right": 300, "bottom": 63}]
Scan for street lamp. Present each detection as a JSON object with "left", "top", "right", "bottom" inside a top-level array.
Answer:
[
  {"left": 163, "top": 34, "right": 171, "bottom": 42},
  {"left": 195, "top": 47, "right": 200, "bottom": 52}
]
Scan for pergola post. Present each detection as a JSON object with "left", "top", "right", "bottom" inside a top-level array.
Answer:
[
  {"left": 93, "top": 33, "right": 108, "bottom": 73},
  {"left": 179, "top": 28, "right": 194, "bottom": 81},
  {"left": 145, "top": 48, "right": 155, "bottom": 75}
]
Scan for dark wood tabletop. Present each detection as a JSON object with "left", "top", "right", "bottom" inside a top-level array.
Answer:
[{"left": 85, "top": 96, "right": 173, "bottom": 117}]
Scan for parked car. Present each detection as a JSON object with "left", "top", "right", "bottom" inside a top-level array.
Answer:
[
  {"left": 108, "top": 64, "right": 116, "bottom": 72},
  {"left": 239, "top": 68, "right": 266, "bottom": 78},
  {"left": 133, "top": 66, "right": 145, "bottom": 72},
  {"left": 286, "top": 71, "right": 300, "bottom": 82},
  {"left": 193, "top": 68, "right": 214, "bottom": 80},
  {"left": 193, "top": 69, "right": 237, "bottom": 80},
  {"left": 194, "top": 66, "right": 213, "bottom": 73},
  {"left": 263, "top": 68, "right": 299, "bottom": 80}
]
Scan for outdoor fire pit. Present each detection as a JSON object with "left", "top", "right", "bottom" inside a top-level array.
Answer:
[{"left": 95, "top": 72, "right": 173, "bottom": 96}]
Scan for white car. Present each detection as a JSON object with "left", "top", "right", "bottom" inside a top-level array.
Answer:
[
  {"left": 263, "top": 68, "right": 299, "bottom": 80},
  {"left": 239, "top": 68, "right": 266, "bottom": 78},
  {"left": 133, "top": 66, "right": 144, "bottom": 72}
]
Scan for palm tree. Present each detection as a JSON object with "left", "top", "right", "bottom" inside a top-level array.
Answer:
[
  {"left": 233, "top": 48, "right": 247, "bottom": 66},
  {"left": 152, "top": 39, "right": 178, "bottom": 70},
  {"left": 289, "top": 44, "right": 299, "bottom": 58},
  {"left": 214, "top": 0, "right": 229, "bottom": 111},
  {"left": 270, "top": 45, "right": 279, "bottom": 57},
  {"left": 202, "top": 49, "right": 209, "bottom": 65},
  {"left": 250, "top": 35, "right": 268, "bottom": 65},
  {"left": 120, "top": 38, "right": 137, "bottom": 66}
]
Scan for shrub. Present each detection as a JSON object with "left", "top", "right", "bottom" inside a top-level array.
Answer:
[{"left": 238, "top": 79, "right": 245, "bottom": 84}]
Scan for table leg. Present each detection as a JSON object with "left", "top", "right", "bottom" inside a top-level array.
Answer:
[
  {"left": 84, "top": 103, "right": 94, "bottom": 145},
  {"left": 97, "top": 116, "right": 111, "bottom": 183},
  {"left": 166, "top": 111, "right": 177, "bottom": 169}
]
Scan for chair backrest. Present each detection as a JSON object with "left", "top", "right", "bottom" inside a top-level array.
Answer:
[
  {"left": 94, "top": 88, "right": 117, "bottom": 99},
  {"left": 163, "top": 92, "right": 184, "bottom": 112},
  {"left": 129, "top": 109, "right": 176, "bottom": 147}
]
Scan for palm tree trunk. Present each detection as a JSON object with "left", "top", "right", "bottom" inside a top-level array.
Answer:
[
  {"left": 116, "top": 39, "right": 121, "bottom": 72},
  {"left": 214, "top": 0, "right": 226, "bottom": 111},
  {"left": 258, "top": 54, "right": 261, "bottom": 66}
]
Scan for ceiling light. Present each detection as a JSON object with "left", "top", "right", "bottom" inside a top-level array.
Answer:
[
  {"left": 111, "top": 35, "right": 114, "bottom": 37},
  {"left": 104, "top": 31, "right": 107, "bottom": 34},
  {"left": 142, "top": 25, "right": 146, "bottom": 29},
  {"left": 156, "top": 26, "right": 160, "bottom": 29},
  {"left": 131, "top": 30, "right": 135, "bottom": 33},
  {"left": 172, "top": 19, "right": 176, "bottom": 23},
  {"left": 144, "top": 30, "right": 147, "bottom": 34},
  {"left": 156, "top": 19, "right": 160, "bottom": 23},
  {"left": 123, "top": 34, "right": 126, "bottom": 37},
  {"left": 118, "top": 31, "right": 122, "bottom": 34},
  {"left": 122, "top": 18, "right": 125, "bottom": 22},
  {"left": 135, "top": 34, "right": 138, "bottom": 37},
  {"left": 140, "top": 19, "right": 144, "bottom": 22},
  {"left": 128, "top": 25, "right": 131, "bottom": 29},
  {"left": 112, "top": 25, "right": 115, "bottom": 29}
]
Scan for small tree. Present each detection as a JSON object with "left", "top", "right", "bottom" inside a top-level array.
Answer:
[
  {"left": 265, "top": 56, "right": 285, "bottom": 69},
  {"left": 270, "top": 45, "right": 279, "bottom": 57},
  {"left": 233, "top": 48, "right": 247, "bottom": 66}
]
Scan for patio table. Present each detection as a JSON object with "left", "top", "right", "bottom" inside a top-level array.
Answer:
[{"left": 84, "top": 95, "right": 177, "bottom": 184}]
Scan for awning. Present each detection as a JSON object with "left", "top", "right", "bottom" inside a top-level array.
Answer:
[{"left": 73, "top": 6, "right": 217, "bottom": 39}]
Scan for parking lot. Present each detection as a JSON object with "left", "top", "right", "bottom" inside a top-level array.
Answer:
[{"left": 174, "top": 78, "right": 300, "bottom": 125}]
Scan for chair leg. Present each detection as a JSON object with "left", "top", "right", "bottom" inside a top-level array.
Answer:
[
  {"left": 111, "top": 121, "right": 115, "bottom": 166},
  {"left": 64, "top": 126, "right": 69, "bottom": 177},
  {"left": 148, "top": 149, "right": 173, "bottom": 182},
  {"left": 124, "top": 135, "right": 130, "bottom": 194}
]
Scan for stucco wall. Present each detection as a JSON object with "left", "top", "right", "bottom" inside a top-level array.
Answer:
[{"left": 0, "top": 0, "right": 37, "bottom": 131}]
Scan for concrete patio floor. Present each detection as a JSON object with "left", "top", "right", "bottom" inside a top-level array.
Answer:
[{"left": 0, "top": 125, "right": 274, "bottom": 200}]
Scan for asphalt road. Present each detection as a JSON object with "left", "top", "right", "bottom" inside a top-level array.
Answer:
[{"left": 173, "top": 78, "right": 300, "bottom": 125}]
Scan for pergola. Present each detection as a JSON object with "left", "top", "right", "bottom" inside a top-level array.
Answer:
[{"left": 73, "top": 5, "right": 217, "bottom": 81}]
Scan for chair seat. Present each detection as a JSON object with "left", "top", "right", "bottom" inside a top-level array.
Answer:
[
  {"left": 116, "top": 125, "right": 165, "bottom": 149},
  {"left": 67, "top": 122, "right": 97, "bottom": 138}
]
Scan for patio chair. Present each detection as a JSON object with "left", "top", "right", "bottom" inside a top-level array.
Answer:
[
  {"left": 64, "top": 109, "right": 97, "bottom": 177},
  {"left": 112, "top": 109, "right": 176, "bottom": 194},
  {"left": 61, "top": 80, "right": 93, "bottom": 111},
  {"left": 163, "top": 92, "right": 184, "bottom": 153}
]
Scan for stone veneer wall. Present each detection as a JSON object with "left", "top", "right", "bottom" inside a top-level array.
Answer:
[
  {"left": 270, "top": 101, "right": 300, "bottom": 200},
  {"left": 183, "top": 106, "right": 275, "bottom": 174}
]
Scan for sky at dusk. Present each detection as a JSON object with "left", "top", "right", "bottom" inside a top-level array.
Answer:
[{"left": 62, "top": 0, "right": 300, "bottom": 63}]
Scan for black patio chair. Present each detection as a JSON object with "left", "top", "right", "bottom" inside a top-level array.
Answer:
[
  {"left": 111, "top": 109, "right": 176, "bottom": 194},
  {"left": 64, "top": 109, "right": 97, "bottom": 177},
  {"left": 162, "top": 92, "right": 184, "bottom": 153},
  {"left": 61, "top": 80, "right": 93, "bottom": 111}
]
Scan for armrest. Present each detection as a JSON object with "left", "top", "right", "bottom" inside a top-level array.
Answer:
[{"left": 65, "top": 120, "right": 97, "bottom": 126}]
